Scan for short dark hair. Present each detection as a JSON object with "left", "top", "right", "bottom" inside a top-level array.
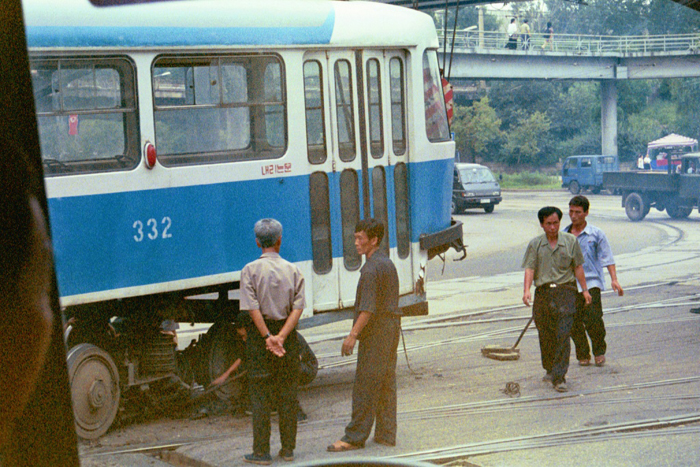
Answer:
[
  {"left": 355, "top": 218, "right": 384, "bottom": 244},
  {"left": 569, "top": 195, "right": 590, "bottom": 213},
  {"left": 538, "top": 206, "right": 562, "bottom": 223}
]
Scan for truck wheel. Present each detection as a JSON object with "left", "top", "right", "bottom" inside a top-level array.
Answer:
[
  {"left": 483, "top": 204, "right": 495, "bottom": 213},
  {"left": 592, "top": 187, "right": 601, "bottom": 194},
  {"left": 569, "top": 181, "right": 580, "bottom": 194},
  {"left": 667, "top": 203, "right": 693, "bottom": 219},
  {"left": 67, "top": 343, "right": 120, "bottom": 440},
  {"left": 624, "top": 192, "right": 647, "bottom": 222}
]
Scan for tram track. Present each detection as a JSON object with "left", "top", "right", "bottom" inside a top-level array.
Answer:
[
  {"left": 80, "top": 375, "right": 700, "bottom": 460},
  {"left": 390, "top": 414, "right": 700, "bottom": 463},
  {"left": 314, "top": 290, "right": 700, "bottom": 370}
]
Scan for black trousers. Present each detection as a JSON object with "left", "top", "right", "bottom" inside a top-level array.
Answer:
[
  {"left": 571, "top": 287, "right": 607, "bottom": 360},
  {"left": 342, "top": 314, "right": 401, "bottom": 446},
  {"left": 533, "top": 285, "right": 576, "bottom": 385},
  {"left": 247, "top": 320, "right": 299, "bottom": 455}
]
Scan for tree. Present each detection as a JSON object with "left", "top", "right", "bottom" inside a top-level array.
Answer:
[
  {"left": 451, "top": 97, "right": 503, "bottom": 163},
  {"left": 502, "top": 111, "right": 551, "bottom": 165},
  {"left": 619, "top": 100, "right": 679, "bottom": 159}
]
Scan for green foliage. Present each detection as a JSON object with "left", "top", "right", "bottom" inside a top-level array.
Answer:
[
  {"left": 619, "top": 100, "right": 679, "bottom": 159},
  {"left": 496, "top": 171, "right": 561, "bottom": 190},
  {"left": 451, "top": 97, "right": 503, "bottom": 162},
  {"left": 541, "top": 0, "right": 700, "bottom": 36},
  {"left": 502, "top": 111, "right": 552, "bottom": 166}
]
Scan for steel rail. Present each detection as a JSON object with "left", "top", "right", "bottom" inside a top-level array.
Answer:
[
  {"left": 390, "top": 413, "right": 700, "bottom": 462},
  {"left": 81, "top": 375, "right": 700, "bottom": 459}
]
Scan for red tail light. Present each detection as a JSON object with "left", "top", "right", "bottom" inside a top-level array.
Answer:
[{"left": 144, "top": 142, "right": 157, "bottom": 169}]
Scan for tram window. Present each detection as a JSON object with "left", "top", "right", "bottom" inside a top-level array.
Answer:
[
  {"left": 310, "top": 172, "right": 333, "bottom": 274},
  {"left": 264, "top": 62, "right": 285, "bottom": 149},
  {"left": 366, "top": 58, "right": 384, "bottom": 159},
  {"left": 30, "top": 58, "right": 139, "bottom": 176},
  {"left": 153, "top": 55, "right": 286, "bottom": 166},
  {"left": 389, "top": 57, "right": 407, "bottom": 156},
  {"left": 372, "top": 166, "right": 390, "bottom": 256},
  {"left": 340, "top": 169, "right": 361, "bottom": 270},
  {"left": 422, "top": 51, "right": 450, "bottom": 142},
  {"left": 394, "top": 163, "right": 410, "bottom": 259},
  {"left": 304, "top": 60, "right": 327, "bottom": 164},
  {"left": 334, "top": 60, "right": 356, "bottom": 162}
]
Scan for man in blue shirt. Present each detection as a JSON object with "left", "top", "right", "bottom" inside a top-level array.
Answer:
[{"left": 565, "top": 196, "right": 624, "bottom": 367}]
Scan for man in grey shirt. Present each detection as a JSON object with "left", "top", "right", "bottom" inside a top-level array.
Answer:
[{"left": 240, "top": 219, "right": 305, "bottom": 465}]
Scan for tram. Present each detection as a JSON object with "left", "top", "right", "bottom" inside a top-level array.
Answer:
[{"left": 23, "top": 0, "right": 463, "bottom": 439}]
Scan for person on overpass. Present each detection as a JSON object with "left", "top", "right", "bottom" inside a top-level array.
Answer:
[{"left": 506, "top": 18, "right": 518, "bottom": 50}]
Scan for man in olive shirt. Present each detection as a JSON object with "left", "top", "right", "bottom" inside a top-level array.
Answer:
[
  {"left": 240, "top": 219, "right": 305, "bottom": 465},
  {"left": 522, "top": 207, "right": 591, "bottom": 392}
]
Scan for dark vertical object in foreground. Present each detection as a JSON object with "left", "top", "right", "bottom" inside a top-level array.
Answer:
[{"left": 0, "top": 1, "right": 80, "bottom": 465}]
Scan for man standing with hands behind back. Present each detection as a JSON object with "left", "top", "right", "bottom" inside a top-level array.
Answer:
[
  {"left": 522, "top": 207, "right": 591, "bottom": 393},
  {"left": 565, "top": 195, "right": 624, "bottom": 368},
  {"left": 328, "top": 218, "right": 401, "bottom": 452},
  {"left": 240, "top": 218, "right": 305, "bottom": 465}
]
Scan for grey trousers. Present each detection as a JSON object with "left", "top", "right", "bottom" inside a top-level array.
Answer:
[{"left": 342, "top": 314, "right": 401, "bottom": 446}]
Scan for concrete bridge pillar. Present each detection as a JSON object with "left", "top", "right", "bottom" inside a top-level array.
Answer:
[{"left": 601, "top": 80, "right": 618, "bottom": 156}]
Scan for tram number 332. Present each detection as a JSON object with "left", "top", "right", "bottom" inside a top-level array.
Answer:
[{"left": 133, "top": 217, "right": 173, "bottom": 242}]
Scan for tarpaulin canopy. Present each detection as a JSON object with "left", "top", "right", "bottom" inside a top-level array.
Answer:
[{"left": 647, "top": 133, "right": 698, "bottom": 149}]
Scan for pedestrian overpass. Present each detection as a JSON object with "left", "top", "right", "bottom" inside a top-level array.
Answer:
[{"left": 437, "top": 31, "right": 700, "bottom": 157}]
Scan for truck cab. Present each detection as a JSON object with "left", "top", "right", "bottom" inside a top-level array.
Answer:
[{"left": 562, "top": 155, "right": 619, "bottom": 194}]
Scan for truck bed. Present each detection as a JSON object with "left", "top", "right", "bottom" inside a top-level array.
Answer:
[{"left": 603, "top": 171, "right": 679, "bottom": 192}]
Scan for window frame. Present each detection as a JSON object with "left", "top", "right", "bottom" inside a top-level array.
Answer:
[
  {"left": 152, "top": 53, "right": 287, "bottom": 167},
  {"left": 389, "top": 56, "right": 407, "bottom": 156},
  {"left": 30, "top": 56, "right": 140, "bottom": 176},
  {"left": 303, "top": 59, "right": 327, "bottom": 164}
]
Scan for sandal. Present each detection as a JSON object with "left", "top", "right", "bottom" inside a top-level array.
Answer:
[{"left": 327, "top": 440, "right": 363, "bottom": 452}]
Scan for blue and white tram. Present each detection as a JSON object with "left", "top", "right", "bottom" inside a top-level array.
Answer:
[{"left": 24, "top": 0, "right": 462, "bottom": 438}]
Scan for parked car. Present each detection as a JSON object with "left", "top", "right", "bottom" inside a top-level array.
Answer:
[
  {"left": 562, "top": 155, "right": 619, "bottom": 194},
  {"left": 452, "top": 163, "right": 502, "bottom": 214}
]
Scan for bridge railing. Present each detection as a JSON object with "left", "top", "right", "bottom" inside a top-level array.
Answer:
[{"left": 438, "top": 30, "right": 700, "bottom": 54}]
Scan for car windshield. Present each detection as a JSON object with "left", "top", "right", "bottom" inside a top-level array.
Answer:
[{"left": 459, "top": 167, "right": 495, "bottom": 184}]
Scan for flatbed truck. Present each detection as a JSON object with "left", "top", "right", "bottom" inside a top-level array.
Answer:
[{"left": 603, "top": 154, "right": 700, "bottom": 221}]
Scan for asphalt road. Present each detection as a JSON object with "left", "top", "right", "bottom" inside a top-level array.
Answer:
[{"left": 80, "top": 190, "right": 700, "bottom": 467}]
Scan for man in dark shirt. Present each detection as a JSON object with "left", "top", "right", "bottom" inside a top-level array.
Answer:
[{"left": 328, "top": 218, "right": 401, "bottom": 452}]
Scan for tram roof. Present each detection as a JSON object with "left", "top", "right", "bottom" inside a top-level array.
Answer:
[{"left": 23, "top": 0, "right": 437, "bottom": 49}]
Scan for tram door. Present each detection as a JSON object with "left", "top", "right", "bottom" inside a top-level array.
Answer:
[
  {"left": 305, "top": 51, "right": 363, "bottom": 311},
  {"left": 361, "top": 50, "right": 414, "bottom": 296}
]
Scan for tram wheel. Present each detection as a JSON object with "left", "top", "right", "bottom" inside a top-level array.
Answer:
[{"left": 67, "top": 343, "right": 120, "bottom": 440}]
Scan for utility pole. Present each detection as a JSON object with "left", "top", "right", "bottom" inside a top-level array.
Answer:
[{"left": 478, "top": 6, "right": 484, "bottom": 48}]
